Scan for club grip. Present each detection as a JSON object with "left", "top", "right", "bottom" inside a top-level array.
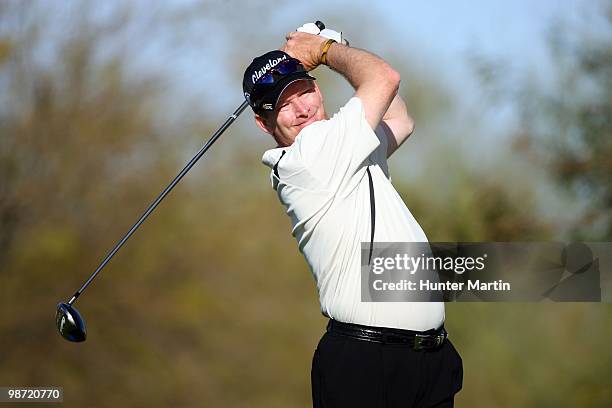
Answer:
[{"left": 314, "top": 20, "right": 349, "bottom": 46}]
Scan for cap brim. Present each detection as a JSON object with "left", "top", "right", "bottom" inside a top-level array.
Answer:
[{"left": 261, "top": 72, "right": 316, "bottom": 111}]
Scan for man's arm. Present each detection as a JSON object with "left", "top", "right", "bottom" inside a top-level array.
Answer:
[
  {"left": 381, "top": 94, "right": 415, "bottom": 157},
  {"left": 325, "top": 42, "right": 400, "bottom": 131},
  {"left": 282, "top": 33, "right": 400, "bottom": 131},
  {"left": 327, "top": 42, "right": 414, "bottom": 157}
]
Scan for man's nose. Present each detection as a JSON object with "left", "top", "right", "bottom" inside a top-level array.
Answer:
[{"left": 293, "top": 99, "right": 309, "bottom": 116}]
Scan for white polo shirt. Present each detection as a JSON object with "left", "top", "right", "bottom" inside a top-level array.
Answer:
[{"left": 262, "top": 97, "right": 444, "bottom": 331}]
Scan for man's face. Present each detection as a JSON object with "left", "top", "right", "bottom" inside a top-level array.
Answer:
[{"left": 255, "top": 80, "right": 326, "bottom": 147}]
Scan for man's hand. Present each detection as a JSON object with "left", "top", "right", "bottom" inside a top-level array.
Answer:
[{"left": 281, "top": 32, "right": 327, "bottom": 71}]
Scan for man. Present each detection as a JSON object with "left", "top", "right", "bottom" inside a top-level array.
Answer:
[{"left": 242, "top": 31, "right": 463, "bottom": 407}]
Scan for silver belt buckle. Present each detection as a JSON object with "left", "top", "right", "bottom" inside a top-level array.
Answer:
[
  {"left": 413, "top": 334, "right": 429, "bottom": 350},
  {"left": 413, "top": 331, "right": 446, "bottom": 350}
]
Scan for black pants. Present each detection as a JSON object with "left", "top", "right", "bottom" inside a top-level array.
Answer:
[{"left": 311, "top": 328, "right": 463, "bottom": 408}]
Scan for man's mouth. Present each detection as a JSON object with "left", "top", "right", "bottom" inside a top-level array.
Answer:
[{"left": 296, "top": 116, "right": 316, "bottom": 128}]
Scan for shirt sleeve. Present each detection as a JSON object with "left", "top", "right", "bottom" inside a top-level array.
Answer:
[
  {"left": 371, "top": 124, "right": 391, "bottom": 178},
  {"left": 295, "top": 97, "right": 381, "bottom": 190}
]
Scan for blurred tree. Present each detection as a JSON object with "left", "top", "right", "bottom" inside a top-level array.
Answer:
[
  {"left": 471, "top": 3, "right": 612, "bottom": 240},
  {"left": 0, "top": 1, "right": 173, "bottom": 262},
  {"left": 397, "top": 165, "right": 553, "bottom": 242},
  {"left": 0, "top": 2, "right": 314, "bottom": 407},
  {"left": 2, "top": 2, "right": 609, "bottom": 408}
]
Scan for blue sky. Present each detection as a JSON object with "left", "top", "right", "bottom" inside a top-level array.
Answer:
[
  {"left": 13, "top": 0, "right": 603, "bottom": 116},
  {"left": 24, "top": 0, "right": 602, "bottom": 134},
  {"left": 157, "top": 0, "right": 599, "bottom": 117}
]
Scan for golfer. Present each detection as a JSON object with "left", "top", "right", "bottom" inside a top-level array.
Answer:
[{"left": 243, "top": 31, "right": 463, "bottom": 407}]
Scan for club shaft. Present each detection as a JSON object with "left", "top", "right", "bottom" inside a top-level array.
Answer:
[{"left": 68, "top": 100, "right": 249, "bottom": 305}]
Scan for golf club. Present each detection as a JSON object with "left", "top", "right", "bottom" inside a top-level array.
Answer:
[
  {"left": 56, "top": 100, "right": 249, "bottom": 342},
  {"left": 56, "top": 20, "right": 341, "bottom": 343}
]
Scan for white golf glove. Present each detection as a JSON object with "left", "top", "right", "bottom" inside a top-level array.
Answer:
[
  {"left": 296, "top": 22, "right": 321, "bottom": 35},
  {"left": 296, "top": 22, "right": 348, "bottom": 45}
]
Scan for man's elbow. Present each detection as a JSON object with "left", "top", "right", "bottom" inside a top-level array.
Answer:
[
  {"left": 383, "top": 66, "right": 401, "bottom": 95},
  {"left": 405, "top": 115, "right": 415, "bottom": 137},
  {"left": 396, "top": 116, "right": 415, "bottom": 149}
]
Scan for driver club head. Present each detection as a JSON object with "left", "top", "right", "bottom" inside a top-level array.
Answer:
[{"left": 56, "top": 303, "right": 87, "bottom": 342}]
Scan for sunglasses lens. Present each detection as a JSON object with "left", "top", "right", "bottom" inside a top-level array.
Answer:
[
  {"left": 254, "top": 59, "right": 302, "bottom": 86},
  {"left": 276, "top": 59, "right": 300, "bottom": 75},
  {"left": 257, "top": 73, "right": 275, "bottom": 84}
]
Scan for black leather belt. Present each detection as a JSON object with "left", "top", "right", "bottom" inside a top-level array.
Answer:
[{"left": 326, "top": 319, "right": 447, "bottom": 350}]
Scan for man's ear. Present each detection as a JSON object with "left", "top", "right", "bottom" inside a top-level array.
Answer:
[
  {"left": 313, "top": 81, "right": 324, "bottom": 105},
  {"left": 255, "top": 113, "right": 274, "bottom": 135}
]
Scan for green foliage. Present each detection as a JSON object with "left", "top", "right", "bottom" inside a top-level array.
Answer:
[
  {"left": 399, "top": 172, "right": 553, "bottom": 242},
  {"left": 472, "top": 5, "right": 612, "bottom": 240}
]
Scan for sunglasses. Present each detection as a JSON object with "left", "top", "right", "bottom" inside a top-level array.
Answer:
[
  {"left": 255, "top": 58, "right": 304, "bottom": 86},
  {"left": 250, "top": 59, "right": 305, "bottom": 110}
]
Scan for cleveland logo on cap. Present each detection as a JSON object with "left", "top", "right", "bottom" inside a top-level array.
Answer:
[
  {"left": 251, "top": 54, "right": 288, "bottom": 84},
  {"left": 243, "top": 50, "right": 315, "bottom": 113}
]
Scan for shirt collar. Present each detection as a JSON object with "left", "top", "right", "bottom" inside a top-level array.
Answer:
[{"left": 261, "top": 146, "right": 288, "bottom": 169}]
